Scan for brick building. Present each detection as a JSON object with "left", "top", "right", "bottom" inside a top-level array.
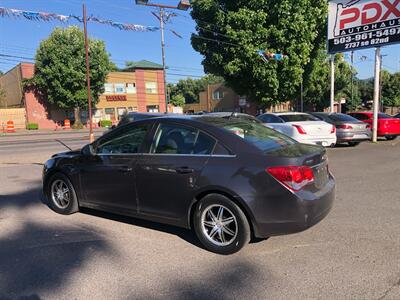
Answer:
[
  {"left": 183, "top": 83, "right": 293, "bottom": 115},
  {"left": 0, "top": 60, "right": 166, "bottom": 129}
]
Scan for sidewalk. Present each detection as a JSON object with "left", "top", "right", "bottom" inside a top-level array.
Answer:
[
  {"left": 0, "top": 128, "right": 107, "bottom": 143},
  {"left": 0, "top": 127, "right": 106, "bottom": 137}
]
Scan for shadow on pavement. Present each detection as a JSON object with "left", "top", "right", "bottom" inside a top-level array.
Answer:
[
  {"left": 80, "top": 207, "right": 204, "bottom": 249},
  {"left": 132, "top": 260, "right": 269, "bottom": 299},
  {"left": 0, "top": 221, "right": 114, "bottom": 299},
  {"left": 0, "top": 180, "right": 45, "bottom": 210}
]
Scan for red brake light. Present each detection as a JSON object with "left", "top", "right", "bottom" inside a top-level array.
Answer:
[
  {"left": 336, "top": 124, "right": 352, "bottom": 130},
  {"left": 267, "top": 166, "right": 314, "bottom": 192},
  {"left": 331, "top": 125, "right": 336, "bottom": 133},
  {"left": 292, "top": 124, "right": 307, "bottom": 134}
]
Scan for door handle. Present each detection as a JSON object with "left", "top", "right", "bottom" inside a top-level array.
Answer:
[
  {"left": 118, "top": 166, "right": 133, "bottom": 172},
  {"left": 175, "top": 167, "right": 194, "bottom": 174}
]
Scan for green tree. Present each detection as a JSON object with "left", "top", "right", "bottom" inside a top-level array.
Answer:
[
  {"left": 169, "top": 74, "right": 223, "bottom": 104},
  {"left": 358, "top": 78, "right": 373, "bottom": 104},
  {"left": 169, "top": 93, "right": 186, "bottom": 107},
  {"left": 302, "top": 53, "right": 359, "bottom": 110},
  {"left": 28, "top": 26, "right": 115, "bottom": 125},
  {"left": 381, "top": 71, "right": 400, "bottom": 108},
  {"left": 191, "top": 0, "right": 328, "bottom": 106},
  {"left": 0, "top": 86, "right": 6, "bottom": 107}
]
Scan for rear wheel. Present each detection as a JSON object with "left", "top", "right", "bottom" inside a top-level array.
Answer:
[
  {"left": 46, "top": 173, "right": 79, "bottom": 215},
  {"left": 348, "top": 141, "right": 360, "bottom": 146},
  {"left": 193, "top": 194, "right": 251, "bottom": 255},
  {"left": 385, "top": 135, "right": 397, "bottom": 141}
]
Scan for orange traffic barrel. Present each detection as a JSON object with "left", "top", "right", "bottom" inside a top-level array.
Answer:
[
  {"left": 64, "top": 119, "right": 71, "bottom": 130},
  {"left": 6, "top": 120, "right": 15, "bottom": 133}
]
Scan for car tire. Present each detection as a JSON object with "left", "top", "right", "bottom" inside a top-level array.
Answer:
[
  {"left": 193, "top": 194, "right": 251, "bottom": 255},
  {"left": 348, "top": 141, "right": 360, "bottom": 146},
  {"left": 385, "top": 135, "right": 397, "bottom": 141},
  {"left": 46, "top": 173, "right": 79, "bottom": 215}
]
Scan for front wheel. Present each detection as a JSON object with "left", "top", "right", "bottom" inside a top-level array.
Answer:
[
  {"left": 385, "top": 135, "right": 397, "bottom": 141},
  {"left": 46, "top": 173, "right": 79, "bottom": 215},
  {"left": 193, "top": 194, "right": 251, "bottom": 255}
]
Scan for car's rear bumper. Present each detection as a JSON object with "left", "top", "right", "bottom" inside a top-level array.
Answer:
[
  {"left": 253, "top": 176, "right": 335, "bottom": 238},
  {"left": 337, "top": 130, "right": 371, "bottom": 142},
  {"left": 297, "top": 136, "right": 337, "bottom": 147}
]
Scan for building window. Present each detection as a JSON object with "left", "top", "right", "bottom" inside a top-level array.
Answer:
[
  {"left": 117, "top": 107, "right": 128, "bottom": 120},
  {"left": 104, "top": 83, "right": 114, "bottom": 94},
  {"left": 147, "top": 105, "right": 159, "bottom": 113},
  {"left": 105, "top": 108, "right": 115, "bottom": 120},
  {"left": 126, "top": 83, "right": 136, "bottom": 94},
  {"left": 145, "top": 82, "right": 157, "bottom": 94},
  {"left": 213, "top": 90, "right": 224, "bottom": 100},
  {"left": 115, "top": 83, "right": 126, "bottom": 94}
]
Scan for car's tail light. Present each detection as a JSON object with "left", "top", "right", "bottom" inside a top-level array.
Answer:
[
  {"left": 336, "top": 124, "right": 352, "bottom": 130},
  {"left": 366, "top": 124, "right": 371, "bottom": 129},
  {"left": 331, "top": 125, "right": 336, "bottom": 133},
  {"left": 292, "top": 124, "right": 307, "bottom": 134},
  {"left": 267, "top": 166, "right": 314, "bottom": 192}
]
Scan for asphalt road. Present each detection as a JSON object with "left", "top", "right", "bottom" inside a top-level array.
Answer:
[{"left": 0, "top": 136, "right": 399, "bottom": 299}]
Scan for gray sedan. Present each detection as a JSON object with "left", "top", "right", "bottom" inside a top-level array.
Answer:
[{"left": 310, "top": 112, "right": 371, "bottom": 146}]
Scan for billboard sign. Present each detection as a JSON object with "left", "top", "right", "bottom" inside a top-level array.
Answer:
[{"left": 328, "top": 0, "right": 400, "bottom": 53}]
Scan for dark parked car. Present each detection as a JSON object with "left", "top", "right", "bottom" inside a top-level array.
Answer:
[
  {"left": 43, "top": 115, "right": 335, "bottom": 254},
  {"left": 309, "top": 112, "right": 371, "bottom": 146},
  {"left": 118, "top": 112, "right": 164, "bottom": 126},
  {"left": 394, "top": 113, "right": 400, "bottom": 118}
]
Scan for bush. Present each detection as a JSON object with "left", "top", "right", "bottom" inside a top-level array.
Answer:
[
  {"left": 26, "top": 123, "right": 39, "bottom": 130},
  {"left": 100, "top": 120, "right": 112, "bottom": 128}
]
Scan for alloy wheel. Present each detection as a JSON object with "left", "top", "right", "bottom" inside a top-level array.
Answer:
[
  {"left": 51, "top": 179, "right": 70, "bottom": 209},
  {"left": 200, "top": 204, "right": 238, "bottom": 247}
]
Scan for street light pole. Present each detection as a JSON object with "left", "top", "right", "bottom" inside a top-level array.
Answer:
[
  {"left": 159, "top": 8, "right": 168, "bottom": 113},
  {"left": 83, "top": 4, "right": 94, "bottom": 143},
  {"left": 135, "top": 0, "right": 190, "bottom": 114}
]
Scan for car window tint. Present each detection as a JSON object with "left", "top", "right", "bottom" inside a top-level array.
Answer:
[
  {"left": 213, "top": 142, "right": 231, "bottom": 155},
  {"left": 152, "top": 123, "right": 216, "bottom": 155},
  {"left": 350, "top": 114, "right": 370, "bottom": 120},
  {"left": 279, "top": 114, "right": 319, "bottom": 122},
  {"left": 199, "top": 117, "right": 295, "bottom": 153},
  {"left": 96, "top": 124, "right": 150, "bottom": 154},
  {"left": 378, "top": 113, "right": 392, "bottom": 119},
  {"left": 329, "top": 113, "right": 358, "bottom": 122},
  {"left": 257, "top": 114, "right": 284, "bottom": 123}
]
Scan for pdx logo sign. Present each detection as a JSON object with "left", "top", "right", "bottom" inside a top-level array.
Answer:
[{"left": 333, "top": 0, "right": 400, "bottom": 36}]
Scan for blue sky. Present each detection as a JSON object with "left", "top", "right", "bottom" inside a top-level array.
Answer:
[{"left": 1, "top": 0, "right": 400, "bottom": 82}]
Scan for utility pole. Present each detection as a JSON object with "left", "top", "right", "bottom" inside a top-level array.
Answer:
[
  {"left": 300, "top": 78, "right": 304, "bottom": 112},
  {"left": 159, "top": 8, "right": 168, "bottom": 113},
  {"left": 83, "top": 4, "right": 94, "bottom": 143},
  {"left": 350, "top": 51, "right": 354, "bottom": 109},
  {"left": 135, "top": 0, "right": 190, "bottom": 114},
  {"left": 372, "top": 47, "right": 381, "bottom": 143},
  {"left": 330, "top": 55, "right": 335, "bottom": 112}
]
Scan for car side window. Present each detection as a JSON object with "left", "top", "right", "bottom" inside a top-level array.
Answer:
[
  {"left": 151, "top": 123, "right": 216, "bottom": 155},
  {"left": 258, "top": 114, "right": 284, "bottom": 123},
  {"left": 96, "top": 124, "right": 150, "bottom": 154}
]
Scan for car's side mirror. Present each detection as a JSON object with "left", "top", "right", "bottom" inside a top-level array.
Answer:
[{"left": 81, "top": 144, "right": 95, "bottom": 156}]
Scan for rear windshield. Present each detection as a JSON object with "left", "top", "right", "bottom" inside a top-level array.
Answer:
[
  {"left": 378, "top": 113, "right": 392, "bottom": 119},
  {"left": 328, "top": 113, "right": 358, "bottom": 122},
  {"left": 278, "top": 114, "right": 320, "bottom": 122},
  {"left": 198, "top": 117, "right": 296, "bottom": 152}
]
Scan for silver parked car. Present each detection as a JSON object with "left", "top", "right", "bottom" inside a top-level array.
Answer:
[{"left": 309, "top": 112, "right": 371, "bottom": 146}]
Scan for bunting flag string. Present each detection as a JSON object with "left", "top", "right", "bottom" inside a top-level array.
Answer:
[
  {"left": 0, "top": 7, "right": 159, "bottom": 32},
  {"left": 258, "top": 50, "right": 289, "bottom": 62}
]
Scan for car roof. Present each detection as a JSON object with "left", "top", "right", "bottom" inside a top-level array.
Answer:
[{"left": 274, "top": 112, "right": 310, "bottom": 116}]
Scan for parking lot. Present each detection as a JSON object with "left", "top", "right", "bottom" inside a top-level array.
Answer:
[{"left": 0, "top": 137, "right": 399, "bottom": 299}]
